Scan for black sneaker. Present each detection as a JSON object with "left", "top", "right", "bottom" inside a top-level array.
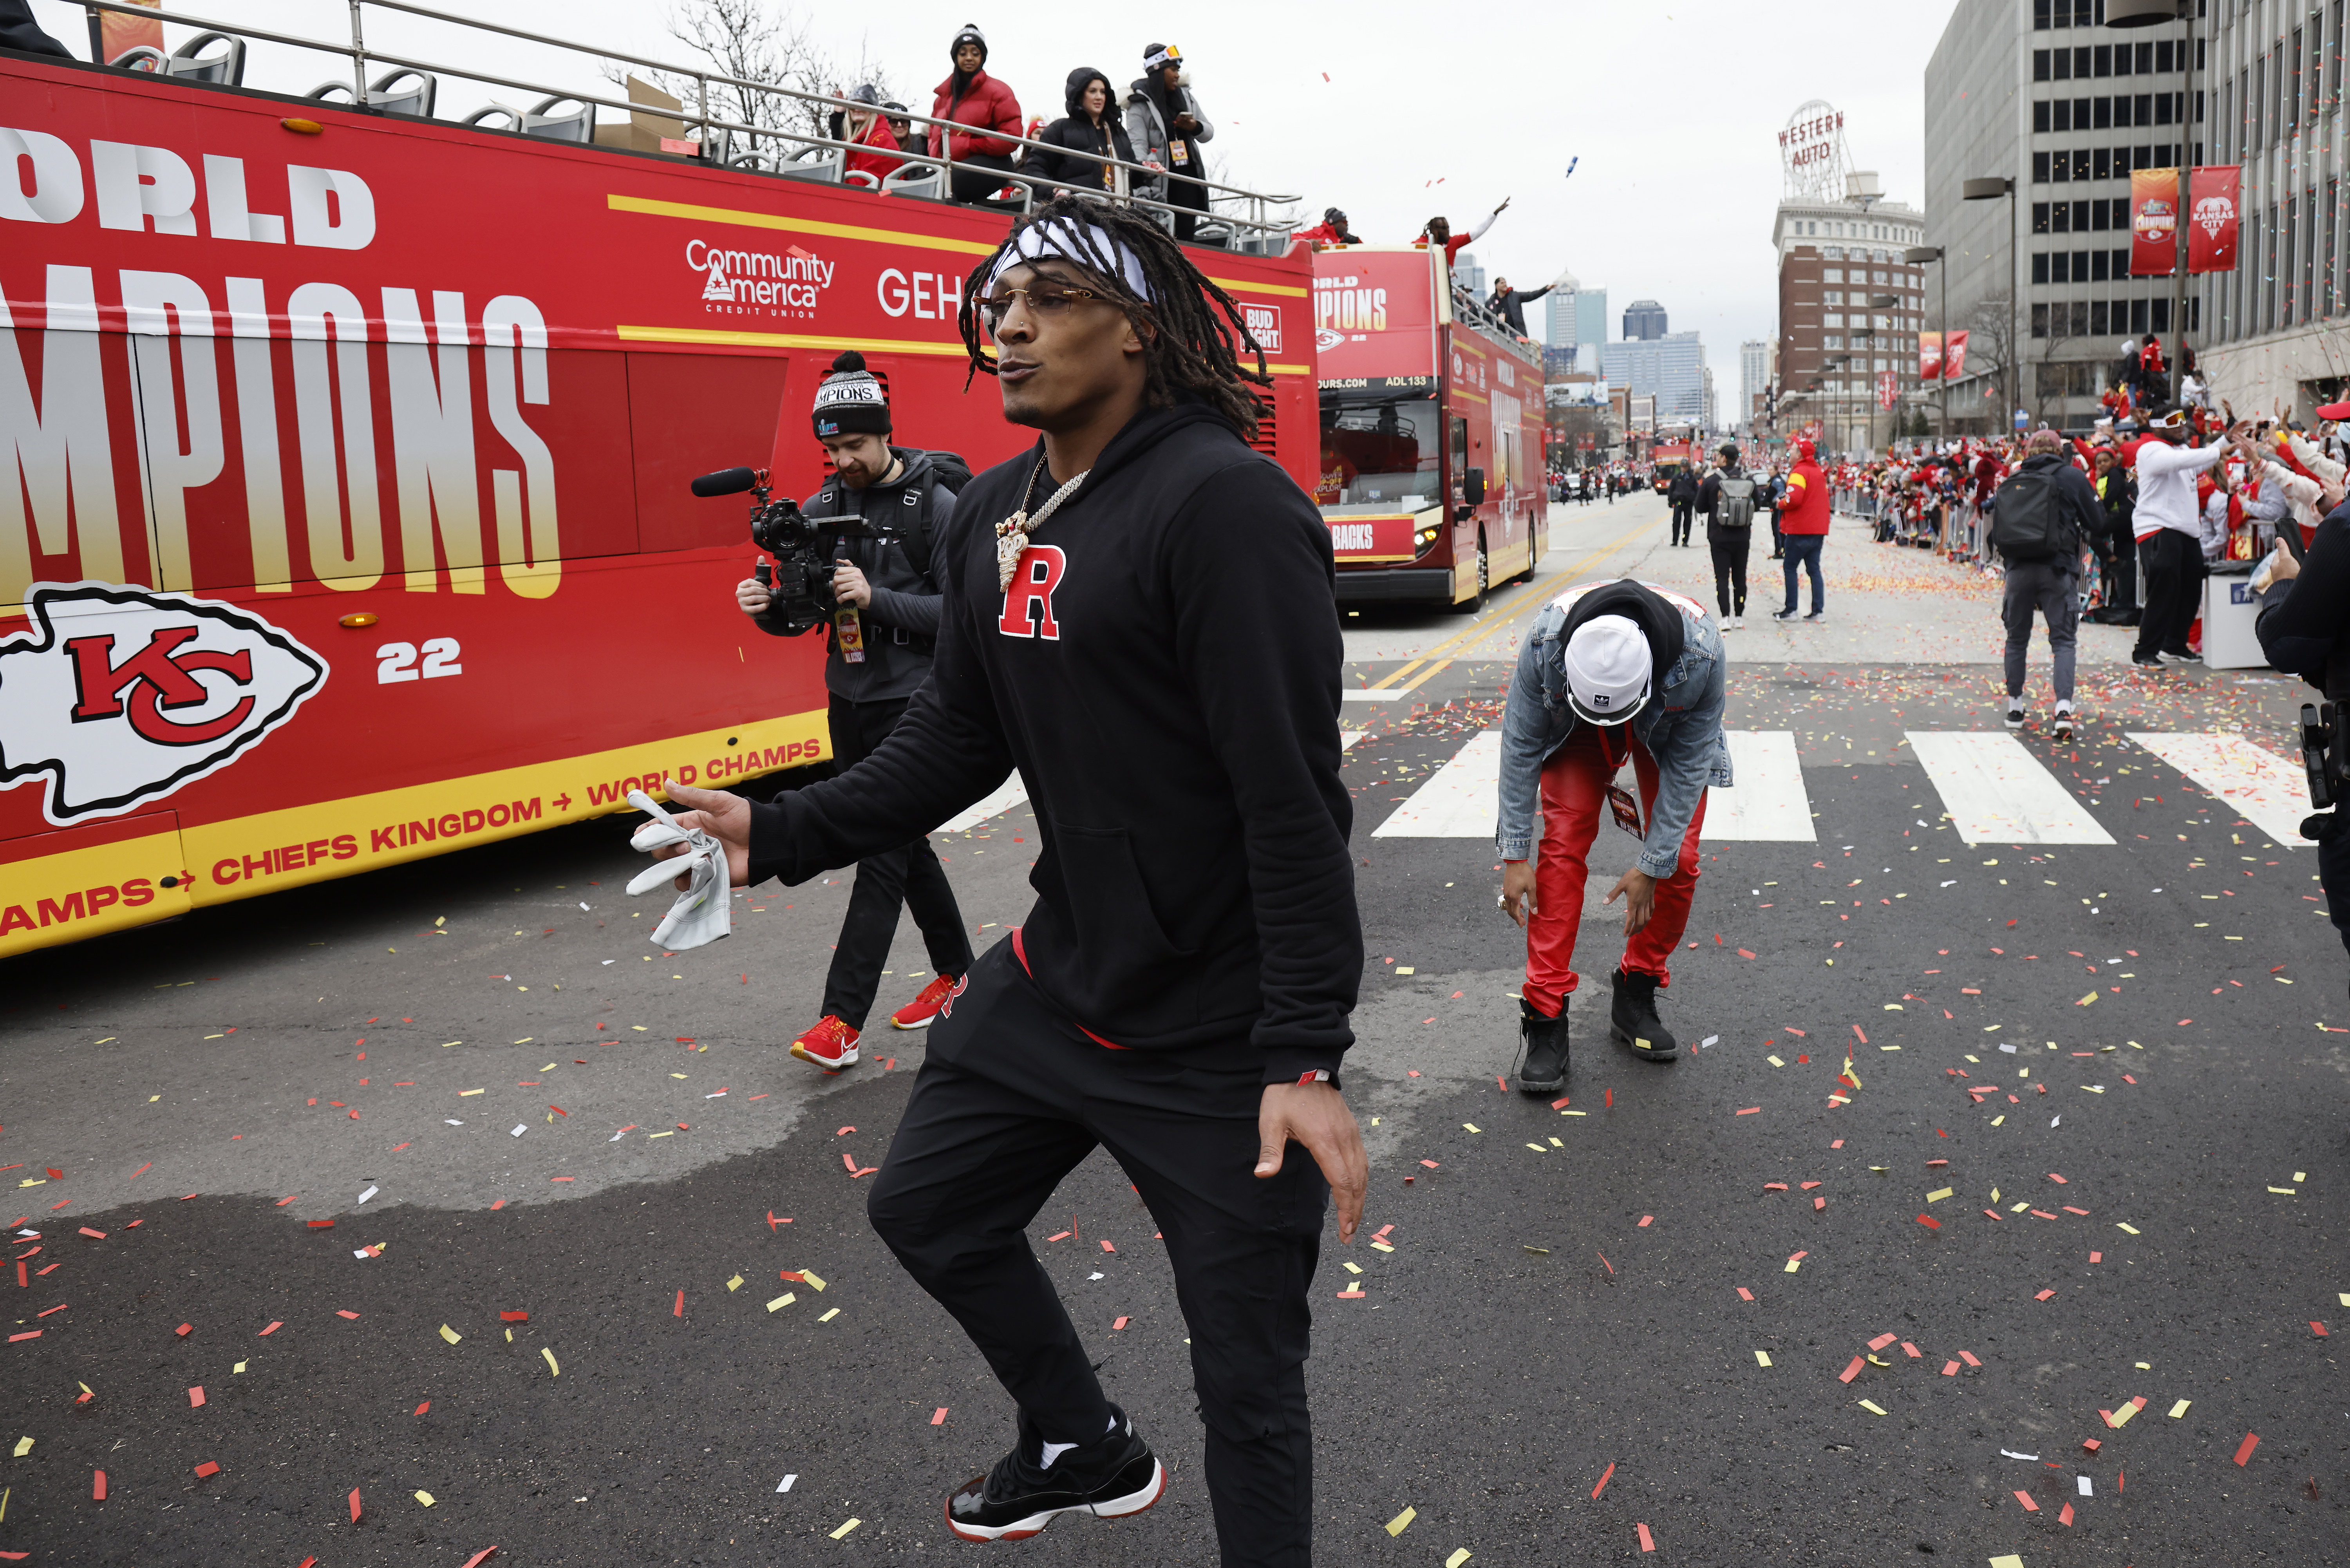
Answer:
[
  {"left": 2004, "top": 702, "right": 2025, "bottom": 730},
  {"left": 1771, "top": 608, "right": 1799, "bottom": 622},
  {"left": 945, "top": 1405, "right": 1164, "bottom": 1543},
  {"left": 1515, "top": 997, "right": 1569, "bottom": 1093},
  {"left": 2131, "top": 654, "right": 2166, "bottom": 669},
  {"left": 2052, "top": 703, "right": 2075, "bottom": 740},
  {"left": 1608, "top": 968, "right": 1679, "bottom": 1062},
  {"left": 1802, "top": 609, "right": 1827, "bottom": 622}
]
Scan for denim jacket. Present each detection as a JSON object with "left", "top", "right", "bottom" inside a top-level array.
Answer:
[{"left": 1496, "top": 581, "right": 1732, "bottom": 877}]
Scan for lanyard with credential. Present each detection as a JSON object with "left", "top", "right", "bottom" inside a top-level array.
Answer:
[{"left": 1597, "top": 722, "right": 1645, "bottom": 841}]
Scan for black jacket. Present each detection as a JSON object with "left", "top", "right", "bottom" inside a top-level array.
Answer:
[
  {"left": 0, "top": 0, "right": 71, "bottom": 57},
  {"left": 2257, "top": 510, "right": 2350, "bottom": 688},
  {"left": 1667, "top": 470, "right": 1699, "bottom": 504},
  {"left": 745, "top": 403, "right": 1360, "bottom": 1080},
  {"left": 750, "top": 448, "right": 953, "bottom": 704},
  {"left": 1035, "top": 70, "right": 1137, "bottom": 192},
  {"left": 1992, "top": 452, "right": 2103, "bottom": 566},
  {"left": 1694, "top": 464, "right": 1760, "bottom": 544},
  {"left": 1487, "top": 282, "right": 1553, "bottom": 335}
]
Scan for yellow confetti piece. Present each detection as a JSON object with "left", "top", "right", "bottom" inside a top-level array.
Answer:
[
  {"left": 1990, "top": 1115, "right": 2005, "bottom": 1125},
  {"left": 1342, "top": 1261, "right": 1363, "bottom": 1275},
  {"left": 1445, "top": 1551, "right": 1473, "bottom": 1568},
  {"left": 2296, "top": 1172, "right": 2308, "bottom": 1182},
  {"left": 803, "top": 1271, "right": 827, "bottom": 1292},
  {"left": 818, "top": 1308, "right": 840, "bottom": 1322},
  {"left": 2269, "top": 1186, "right": 2297, "bottom": 1195},
  {"left": 648, "top": 1130, "right": 674, "bottom": 1138},
  {"left": 1755, "top": 1350, "right": 1773, "bottom": 1367},
  {"left": 233, "top": 1361, "right": 246, "bottom": 1374},
  {"left": 415, "top": 1490, "right": 436, "bottom": 1507},
  {"left": 458, "top": 1089, "right": 485, "bottom": 1097},
  {"left": 541, "top": 1347, "right": 559, "bottom": 1377},
  {"left": 1559, "top": 1109, "right": 1586, "bottom": 1116},
  {"left": 1784, "top": 1259, "right": 1801, "bottom": 1273},
  {"left": 1990, "top": 1557, "right": 2026, "bottom": 1568},
  {"left": 1385, "top": 1506, "right": 1417, "bottom": 1537},
  {"left": 2339, "top": 1293, "right": 2350, "bottom": 1308},
  {"left": 2108, "top": 1403, "right": 2138, "bottom": 1427},
  {"left": 438, "top": 1325, "right": 461, "bottom": 1345},
  {"left": 1766, "top": 1055, "right": 1785, "bottom": 1067},
  {"left": 1926, "top": 1188, "right": 1953, "bottom": 1203},
  {"left": 2077, "top": 991, "right": 2099, "bottom": 1006},
  {"left": 766, "top": 1291, "right": 798, "bottom": 1313},
  {"left": 727, "top": 1275, "right": 745, "bottom": 1292},
  {"left": 1462, "top": 1123, "right": 1481, "bottom": 1134},
  {"left": 830, "top": 1518, "right": 862, "bottom": 1540},
  {"left": 670, "top": 1072, "right": 689, "bottom": 1080},
  {"left": 1524, "top": 1143, "right": 1547, "bottom": 1152},
  {"left": 2169, "top": 1399, "right": 2191, "bottom": 1418},
  {"left": 2115, "top": 1222, "right": 2140, "bottom": 1234},
  {"left": 2080, "top": 1085, "right": 2104, "bottom": 1094},
  {"left": 1857, "top": 1399, "right": 1887, "bottom": 1415},
  {"left": 10, "top": 1438, "right": 31, "bottom": 1458}
]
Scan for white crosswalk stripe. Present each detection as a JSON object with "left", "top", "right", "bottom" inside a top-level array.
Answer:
[
  {"left": 1703, "top": 731, "right": 1817, "bottom": 842},
  {"left": 1372, "top": 730, "right": 1503, "bottom": 838},
  {"left": 2124, "top": 732, "right": 2313, "bottom": 847},
  {"left": 1904, "top": 731, "right": 2115, "bottom": 846}
]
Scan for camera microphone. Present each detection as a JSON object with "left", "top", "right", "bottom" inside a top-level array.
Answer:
[{"left": 691, "top": 466, "right": 760, "bottom": 498}]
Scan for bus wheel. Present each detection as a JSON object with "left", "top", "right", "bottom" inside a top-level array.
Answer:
[
  {"left": 1451, "top": 533, "right": 1488, "bottom": 613},
  {"left": 1514, "top": 527, "right": 1539, "bottom": 583}
]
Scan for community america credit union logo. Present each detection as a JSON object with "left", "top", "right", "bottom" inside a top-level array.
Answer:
[{"left": 0, "top": 584, "right": 327, "bottom": 824}]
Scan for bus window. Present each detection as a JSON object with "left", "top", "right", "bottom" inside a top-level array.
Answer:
[
  {"left": 1448, "top": 415, "right": 1469, "bottom": 503},
  {"left": 1320, "top": 394, "right": 1440, "bottom": 510}
]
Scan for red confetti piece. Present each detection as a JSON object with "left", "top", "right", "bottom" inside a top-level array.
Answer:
[
  {"left": 1737, "top": 948, "right": 1756, "bottom": 959},
  {"left": 2235, "top": 1432, "right": 2261, "bottom": 1466},
  {"left": 258, "top": 1321, "right": 281, "bottom": 1335},
  {"left": 307, "top": 1220, "right": 334, "bottom": 1229},
  {"left": 2081, "top": 1438, "right": 2101, "bottom": 1453},
  {"left": 2059, "top": 1502, "right": 2075, "bottom": 1526},
  {"left": 458, "top": 1550, "right": 500, "bottom": 1568},
  {"left": 1917, "top": 1214, "right": 1941, "bottom": 1229},
  {"left": 188, "top": 1386, "right": 205, "bottom": 1407},
  {"left": 1596, "top": 1251, "right": 1614, "bottom": 1274},
  {"left": 673, "top": 1289, "right": 685, "bottom": 1318},
  {"left": 193, "top": 1461, "right": 220, "bottom": 1478},
  {"left": 1637, "top": 1215, "right": 1653, "bottom": 1227},
  {"left": 491, "top": 1199, "right": 506, "bottom": 1210},
  {"left": 1867, "top": 1333, "right": 1897, "bottom": 1350},
  {"left": 2014, "top": 1490, "right": 2038, "bottom": 1512},
  {"left": 1636, "top": 1522, "right": 1656, "bottom": 1552},
  {"left": 336, "top": 1309, "right": 359, "bottom": 1320},
  {"left": 1550, "top": 1097, "right": 1571, "bottom": 1109},
  {"left": 7, "top": 1330, "right": 40, "bottom": 1342},
  {"left": 1112, "top": 1316, "right": 1130, "bottom": 1330},
  {"left": 1735, "top": 1107, "right": 1761, "bottom": 1116},
  {"left": 2035, "top": 1289, "right": 2056, "bottom": 1301},
  {"left": 1958, "top": 1351, "right": 1981, "bottom": 1367},
  {"left": 415, "top": 1402, "right": 430, "bottom": 1416},
  {"left": 1591, "top": 1461, "right": 1614, "bottom": 1499},
  {"left": 1941, "top": 1360, "right": 1959, "bottom": 1376},
  {"left": 274, "top": 1195, "right": 298, "bottom": 1207},
  {"left": 175, "top": 1322, "right": 192, "bottom": 1337},
  {"left": 1813, "top": 1197, "right": 1827, "bottom": 1211},
  {"left": 931, "top": 1407, "right": 948, "bottom": 1425},
  {"left": 128, "top": 1163, "right": 150, "bottom": 1181},
  {"left": 350, "top": 1487, "right": 363, "bottom": 1522},
  {"left": 45, "top": 1168, "right": 61, "bottom": 1181},
  {"left": 1838, "top": 1357, "right": 1864, "bottom": 1383},
  {"left": 78, "top": 1226, "right": 106, "bottom": 1239},
  {"left": 35, "top": 1302, "right": 67, "bottom": 1317},
  {"left": 1735, "top": 1287, "right": 1753, "bottom": 1301},
  {"left": 1100, "top": 1240, "right": 1116, "bottom": 1253},
  {"left": 1418, "top": 1159, "right": 1439, "bottom": 1169},
  {"left": 499, "top": 1311, "right": 528, "bottom": 1322},
  {"left": 94, "top": 1469, "right": 106, "bottom": 1500},
  {"left": 549, "top": 1105, "right": 566, "bottom": 1117}
]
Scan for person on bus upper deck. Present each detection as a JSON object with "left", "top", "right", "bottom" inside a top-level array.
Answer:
[
  {"left": 1294, "top": 207, "right": 1359, "bottom": 249},
  {"left": 1495, "top": 576, "right": 1730, "bottom": 1092},
  {"left": 1125, "top": 44, "right": 1214, "bottom": 241},
  {"left": 733, "top": 353, "right": 974, "bottom": 1070},
  {"left": 0, "top": 0, "right": 71, "bottom": 56},
  {"left": 1034, "top": 68, "right": 1143, "bottom": 198},
  {"left": 1416, "top": 199, "right": 1509, "bottom": 272},
  {"left": 1487, "top": 275, "right": 1555, "bottom": 340},
  {"left": 829, "top": 84, "right": 902, "bottom": 184},
  {"left": 931, "top": 23, "right": 1025, "bottom": 205}
]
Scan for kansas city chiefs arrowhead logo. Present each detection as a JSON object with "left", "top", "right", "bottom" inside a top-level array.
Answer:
[{"left": 0, "top": 583, "right": 327, "bottom": 824}]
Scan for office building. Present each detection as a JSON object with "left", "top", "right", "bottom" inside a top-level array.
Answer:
[
  {"left": 1925, "top": 0, "right": 2198, "bottom": 432},
  {"left": 1575, "top": 288, "right": 1609, "bottom": 356},
  {"left": 1740, "top": 338, "right": 1773, "bottom": 430},
  {"left": 1603, "top": 332, "right": 1706, "bottom": 424},
  {"left": 1455, "top": 251, "right": 1486, "bottom": 299},
  {"left": 1622, "top": 298, "right": 1668, "bottom": 340},
  {"left": 1772, "top": 163, "right": 1928, "bottom": 451},
  {"left": 1546, "top": 276, "right": 1581, "bottom": 349}
]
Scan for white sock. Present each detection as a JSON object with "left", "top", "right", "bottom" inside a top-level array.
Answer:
[{"left": 1038, "top": 1414, "right": 1118, "bottom": 1469}]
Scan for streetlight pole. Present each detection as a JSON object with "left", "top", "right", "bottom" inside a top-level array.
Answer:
[
  {"left": 1961, "top": 176, "right": 2016, "bottom": 436},
  {"left": 1868, "top": 292, "right": 1900, "bottom": 453},
  {"left": 2106, "top": 0, "right": 2196, "bottom": 394},
  {"left": 1904, "top": 244, "right": 1949, "bottom": 441}
]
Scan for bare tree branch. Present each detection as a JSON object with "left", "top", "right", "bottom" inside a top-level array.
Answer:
[{"left": 602, "top": 0, "right": 898, "bottom": 159}]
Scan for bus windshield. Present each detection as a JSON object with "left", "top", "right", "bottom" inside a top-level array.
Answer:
[{"left": 1318, "top": 395, "right": 1440, "bottom": 512}]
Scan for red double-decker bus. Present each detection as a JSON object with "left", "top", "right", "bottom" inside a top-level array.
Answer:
[
  {"left": 1311, "top": 245, "right": 1547, "bottom": 610},
  {"left": 0, "top": 11, "right": 1316, "bottom": 955}
]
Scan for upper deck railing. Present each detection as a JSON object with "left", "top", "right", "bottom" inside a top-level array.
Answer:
[{"left": 57, "top": 0, "right": 1303, "bottom": 248}]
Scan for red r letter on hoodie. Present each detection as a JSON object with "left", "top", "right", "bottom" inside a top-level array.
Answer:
[{"left": 997, "top": 545, "right": 1066, "bottom": 640}]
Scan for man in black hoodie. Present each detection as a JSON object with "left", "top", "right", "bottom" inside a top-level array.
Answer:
[
  {"left": 1666, "top": 462, "right": 1699, "bottom": 547},
  {"left": 733, "top": 353, "right": 974, "bottom": 1064},
  {"left": 660, "top": 197, "right": 1363, "bottom": 1567}
]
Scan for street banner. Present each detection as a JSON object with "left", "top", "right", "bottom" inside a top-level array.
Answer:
[
  {"left": 2130, "top": 169, "right": 2180, "bottom": 275},
  {"left": 1918, "top": 331, "right": 1943, "bottom": 380},
  {"left": 1876, "top": 370, "right": 1899, "bottom": 410},
  {"left": 2189, "top": 165, "right": 2242, "bottom": 273},
  {"left": 100, "top": 0, "right": 163, "bottom": 65},
  {"left": 1944, "top": 330, "right": 1969, "bottom": 382}
]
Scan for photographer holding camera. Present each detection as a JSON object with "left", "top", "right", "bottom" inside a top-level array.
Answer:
[
  {"left": 734, "top": 351, "right": 974, "bottom": 1068},
  {"left": 2253, "top": 455, "right": 2350, "bottom": 980}
]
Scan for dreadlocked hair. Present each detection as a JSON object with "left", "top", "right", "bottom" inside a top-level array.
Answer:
[{"left": 957, "top": 194, "right": 1273, "bottom": 440}]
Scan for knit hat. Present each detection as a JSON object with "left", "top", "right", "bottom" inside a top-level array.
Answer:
[
  {"left": 812, "top": 351, "right": 890, "bottom": 436},
  {"left": 1561, "top": 617, "right": 1652, "bottom": 727},
  {"left": 950, "top": 23, "right": 987, "bottom": 65}
]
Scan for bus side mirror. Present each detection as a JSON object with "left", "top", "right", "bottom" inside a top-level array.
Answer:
[{"left": 1464, "top": 467, "right": 1487, "bottom": 506}]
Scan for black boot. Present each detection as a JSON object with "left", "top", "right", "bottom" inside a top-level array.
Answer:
[
  {"left": 1515, "top": 997, "right": 1569, "bottom": 1093},
  {"left": 1608, "top": 968, "right": 1678, "bottom": 1062}
]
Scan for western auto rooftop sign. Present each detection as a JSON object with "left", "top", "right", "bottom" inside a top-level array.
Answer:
[{"left": 1780, "top": 100, "right": 1852, "bottom": 201}]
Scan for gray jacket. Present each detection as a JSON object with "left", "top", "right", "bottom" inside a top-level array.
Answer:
[
  {"left": 752, "top": 447, "right": 953, "bottom": 704},
  {"left": 1124, "top": 75, "right": 1214, "bottom": 204},
  {"left": 1497, "top": 581, "right": 1732, "bottom": 877}
]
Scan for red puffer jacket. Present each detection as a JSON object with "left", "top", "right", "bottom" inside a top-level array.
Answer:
[{"left": 928, "top": 70, "right": 1022, "bottom": 161}]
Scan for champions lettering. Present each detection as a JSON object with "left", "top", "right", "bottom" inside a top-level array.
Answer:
[
  {"left": 0, "top": 876, "right": 158, "bottom": 936},
  {"left": 582, "top": 739, "right": 820, "bottom": 805},
  {"left": 1312, "top": 276, "right": 1388, "bottom": 334}
]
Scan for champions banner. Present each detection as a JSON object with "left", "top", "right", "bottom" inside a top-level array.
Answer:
[
  {"left": 1944, "top": 330, "right": 1969, "bottom": 382},
  {"left": 1918, "top": 331, "right": 1943, "bottom": 380},
  {"left": 2130, "top": 169, "right": 2180, "bottom": 275},
  {"left": 2189, "top": 165, "right": 2242, "bottom": 273}
]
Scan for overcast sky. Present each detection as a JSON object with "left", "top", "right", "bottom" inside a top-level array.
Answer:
[{"left": 32, "top": 0, "right": 1965, "bottom": 377}]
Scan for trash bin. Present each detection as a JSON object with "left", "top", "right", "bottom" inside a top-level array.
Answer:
[{"left": 2200, "top": 567, "right": 2266, "bottom": 669}]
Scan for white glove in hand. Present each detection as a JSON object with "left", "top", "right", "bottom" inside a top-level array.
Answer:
[{"left": 623, "top": 788, "right": 732, "bottom": 950}]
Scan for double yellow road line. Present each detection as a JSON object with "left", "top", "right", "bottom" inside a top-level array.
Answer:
[{"left": 1361, "top": 511, "right": 1666, "bottom": 697}]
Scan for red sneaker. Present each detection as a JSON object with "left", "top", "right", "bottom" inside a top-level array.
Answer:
[
  {"left": 889, "top": 974, "right": 961, "bottom": 1030},
  {"left": 790, "top": 1015, "right": 859, "bottom": 1070}
]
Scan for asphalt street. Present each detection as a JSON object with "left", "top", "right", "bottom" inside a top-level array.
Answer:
[{"left": 3, "top": 491, "right": 2346, "bottom": 1568}]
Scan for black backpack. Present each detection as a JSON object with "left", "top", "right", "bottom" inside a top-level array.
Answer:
[
  {"left": 1990, "top": 464, "right": 2079, "bottom": 563},
  {"left": 826, "top": 450, "right": 973, "bottom": 582},
  {"left": 1715, "top": 474, "right": 1758, "bottom": 530}
]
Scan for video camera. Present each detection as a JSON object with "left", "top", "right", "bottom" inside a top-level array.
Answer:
[{"left": 691, "top": 465, "right": 903, "bottom": 636}]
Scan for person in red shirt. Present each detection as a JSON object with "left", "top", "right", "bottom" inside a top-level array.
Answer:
[
  {"left": 928, "top": 24, "right": 1025, "bottom": 205},
  {"left": 1771, "top": 439, "right": 1831, "bottom": 621},
  {"left": 833, "top": 84, "right": 901, "bottom": 184},
  {"left": 1416, "top": 198, "right": 1510, "bottom": 270}
]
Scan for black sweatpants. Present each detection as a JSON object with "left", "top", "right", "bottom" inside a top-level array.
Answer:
[
  {"left": 1165, "top": 174, "right": 1209, "bottom": 241},
  {"left": 820, "top": 693, "right": 973, "bottom": 1029},
  {"left": 2100, "top": 524, "right": 2138, "bottom": 610},
  {"left": 2133, "top": 530, "right": 2202, "bottom": 660},
  {"left": 866, "top": 940, "right": 1327, "bottom": 1566},
  {"left": 1708, "top": 528, "right": 1751, "bottom": 618}
]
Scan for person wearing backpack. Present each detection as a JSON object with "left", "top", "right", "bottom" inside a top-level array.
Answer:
[
  {"left": 1987, "top": 429, "right": 2104, "bottom": 736},
  {"left": 733, "top": 352, "right": 975, "bottom": 1067},
  {"left": 1693, "top": 441, "right": 1757, "bottom": 628}
]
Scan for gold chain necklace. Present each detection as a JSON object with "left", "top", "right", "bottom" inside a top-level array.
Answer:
[{"left": 995, "top": 454, "right": 1091, "bottom": 590}]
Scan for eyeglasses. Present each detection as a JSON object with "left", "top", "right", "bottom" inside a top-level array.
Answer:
[{"left": 977, "top": 285, "right": 1103, "bottom": 332}]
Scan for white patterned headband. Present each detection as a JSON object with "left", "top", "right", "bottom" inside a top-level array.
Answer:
[{"left": 985, "top": 219, "right": 1154, "bottom": 303}]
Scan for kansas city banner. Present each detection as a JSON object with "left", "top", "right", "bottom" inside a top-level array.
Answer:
[
  {"left": 1943, "top": 330, "right": 1969, "bottom": 382},
  {"left": 1918, "top": 331, "right": 1943, "bottom": 381},
  {"left": 2188, "top": 165, "right": 2242, "bottom": 274},
  {"left": 2130, "top": 169, "right": 2180, "bottom": 276}
]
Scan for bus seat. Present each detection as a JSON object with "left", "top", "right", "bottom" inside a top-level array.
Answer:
[
  {"left": 522, "top": 96, "right": 595, "bottom": 143},
  {"left": 778, "top": 145, "right": 843, "bottom": 184},
  {"left": 108, "top": 45, "right": 166, "bottom": 72},
  {"left": 306, "top": 80, "right": 360, "bottom": 104},
  {"left": 367, "top": 69, "right": 437, "bottom": 118},
  {"left": 460, "top": 103, "right": 526, "bottom": 132},
  {"left": 164, "top": 33, "right": 244, "bottom": 85},
  {"left": 1189, "top": 222, "right": 1233, "bottom": 250},
  {"left": 881, "top": 161, "right": 943, "bottom": 201}
]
